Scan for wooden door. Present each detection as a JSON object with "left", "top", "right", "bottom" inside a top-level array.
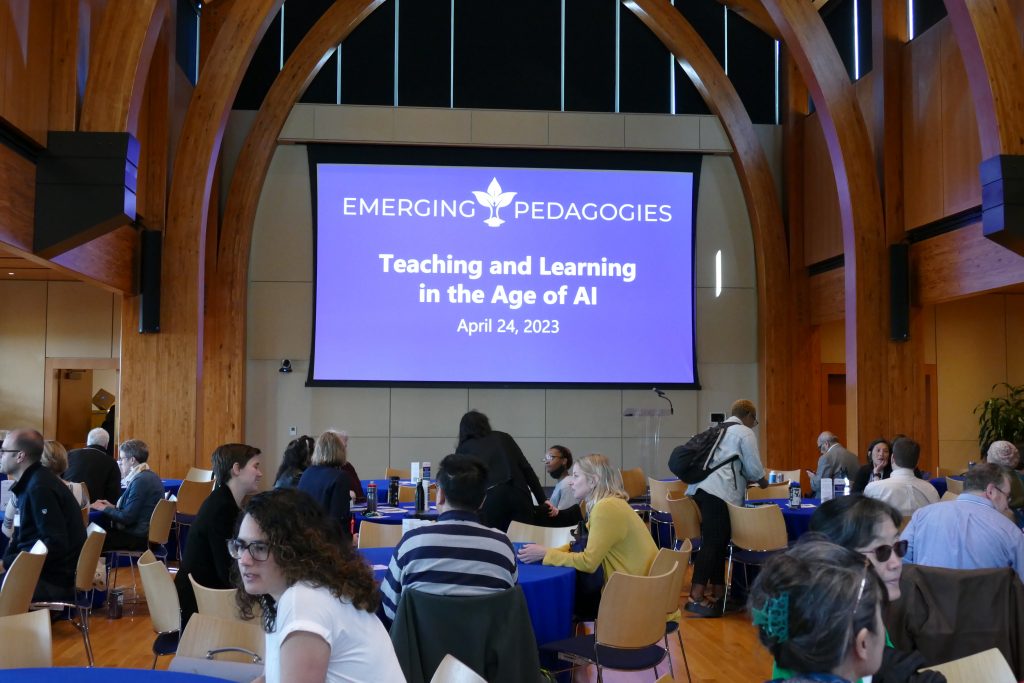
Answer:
[{"left": 56, "top": 369, "right": 93, "bottom": 448}]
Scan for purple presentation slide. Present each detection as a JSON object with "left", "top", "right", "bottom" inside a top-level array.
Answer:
[{"left": 311, "top": 162, "right": 695, "bottom": 385}]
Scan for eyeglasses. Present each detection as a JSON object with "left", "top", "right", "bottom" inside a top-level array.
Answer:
[
  {"left": 0, "top": 448, "right": 19, "bottom": 454},
  {"left": 863, "top": 539, "right": 908, "bottom": 563},
  {"left": 993, "top": 485, "right": 1011, "bottom": 498},
  {"left": 226, "top": 538, "right": 271, "bottom": 561},
  {"left": 543, "top": 455, "right": 562, "bottom": 463}
]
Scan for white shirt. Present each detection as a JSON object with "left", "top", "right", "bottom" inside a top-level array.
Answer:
[
  {"left": 266, "top": 582, "right": 406, "bottom": 683},
  {"left": 686, "top": 417, "right": 765, "bottom": 506},
  {"left": 863, "top": 467, "right": 939, "bottom": 519}
]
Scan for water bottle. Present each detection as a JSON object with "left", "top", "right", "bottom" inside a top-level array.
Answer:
[
  {"left": 388, "top": 476, "right": 400, "bottom": 506},
  {"left": 415, "top": 478, "right": 426, "bottom": 514},
  {"left": 788, "top": 480, "right": 801, "bottom": 509},
  {"left": 768, "top": 470, "right": 778, "bottom": 484},
  {"left": 422, "top": 462, "right": 431, "bottom": 483},
  {"left": 366, "top": 482, "right": 378, "bottom": 514}
]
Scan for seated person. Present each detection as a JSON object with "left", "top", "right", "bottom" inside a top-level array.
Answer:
[
  {"left": 381, "top": 453, "right": 517, "bottom": 624},
  {"left": 64, "top": 427, "right": 122, "bottom": 503},
  {"left": 545, "top": 445, "right": 577, "bottom": 510},
  {"left": 751, "top": 540, "right": 889, "bottom": 683},
  {"left": 273, "top": 435, "right": 313, "bottom": 490},
  {"left": 903, "top": 462, "right": 1024, "bottom": 581},
  {"left": 297, "top": 430, "right": 352, "bottom": 539},
  {"left": 175, "top": 443, "right": 262, "bottom": 627},
  {"left": 863, "top": 438, "right": 938, "bottom": 518},
  {"left": 42, "top": 439, "right": 89, "bottom": 507},
  {"left": 232, "top": 488, "right": 405, "bottom": 683},
  {"left": 987, "top": 440, "right": 1024, "bottom": 520},
  {"left": 0, "top": 428, "right": 86, "bottom": 601},
  {"left": 335, "top": 431, "right": 366, "bottom": 503},
  {"left": 91, "top": 439, "right": 165, "bottom": 550},
  {"left": 851, "top": 439, "right": 892, "bottom": 494}
]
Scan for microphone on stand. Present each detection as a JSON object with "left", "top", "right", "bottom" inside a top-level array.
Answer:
[{"left": 652, "top": 387, "right": 674, "bottom": 415}]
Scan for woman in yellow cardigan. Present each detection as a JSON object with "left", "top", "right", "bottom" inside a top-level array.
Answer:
[{"left": 517, "top": 454, "right": 657, "bottom": 586}]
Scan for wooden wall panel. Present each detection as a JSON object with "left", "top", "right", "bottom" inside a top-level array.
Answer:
[
  {"left": 912, "top": 222, "right": 1024, "bottom": 304},
  {"left": 0, "top": 145, "right": 34, "bottom": 251},
  {"left": 48, "top": 0, "right": 80, "bottom": 131},
  {"left": 802, "top": 111, "right": 843, "bottom": 265},
  {"left": 939, "top": 19, "right": 982, "bottom": 215},
  {"left": 0, "top": 0, "right": 53, "bottom": 146},
  {"left": 136, "top": 20, "right": 172, "bottom": 228},
  {"left": 809, "top": 267, "right": 845, "bottom": 324},
  {"left": 854, "top": 72, "right": 876, "bottom": 158},
  {"left": 902, "top": 23, "right": 944, "bottom": 230}
]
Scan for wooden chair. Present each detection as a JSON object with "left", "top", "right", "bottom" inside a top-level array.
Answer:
[
  {"left": 0, "top": 609, "right": 52, "bottom": 669},
  {"left": 946, "top": 477, "right": 964, "bottom": 495},
  {"left": 540, "top": 565, "right": 678, "bottom": 679},
  {"left": 430, "top": 654, "right": 487, "bottom": 683},
  {"left": 921, "top": 647, "right": 1016, "bottom": 683},
  {"left": 386, "top": 466, "right": 411, "bottom": 480},
  {"left": 621, "top": 467, "right": 648, "bottom": 501},
  {"left": 649, "top": 478, "right": 687, "bottom": 547},
  {"left": 940, "top": 490, "right": 958, "bottom": 502},
  {"left": 666, "top": 493, "right": 701, "bottom": 553},
  {"left": 30, "top": 523, "right": 106, "bottom": 666},
  {"left": 655, "top": 675, "right": 676, "bottom": 683},
  {"left": 173, "top": 479, "right": 215, "bottom": 557},
  {"left": 189, "top": 574, "right": 240, "bottom": 621},
  {"left": 723, "top": 503, "right": 789, "bottom": 613},
  {"left": 80, "top": 503, "right": 90, "bottom": 527},
  {"left": 775, "top": 469, "right": 800, "bottom": 485},
  {"left": 184, "top": 467, "right": 214, "bottom": 483},
  {"left": 0, "top": 540, "right": 48, "bottom": 617},
  {"left": 745, "top": 483, "right": 791, "bottom": 501},
  {"left": 650, "top": 543, "right": 693, "bottom": 682},
  {"left": 139, "top": 551, "right": 182, "bottom": 668},
  {"left": 357, "top": 520, "right": 404, "bottom": 549},
  {"left": 505, "top": 521, "right": 574, "bottom": 547},
  {"left": 176, "top": 612, "right": 264, "bottom": 664},
  {"left": 398, "top": 483, "right": 437, "bottom": 503},
  {"left": 109, "top": 498, "right": 176, "bottom": 594}
]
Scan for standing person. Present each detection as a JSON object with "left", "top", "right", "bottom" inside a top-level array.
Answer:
[
  {"left": 274, "top": 436, "right": 314, "bottom": 490},
  {"left": 64, "top": 427, "right": 121, "bottom": 503},
  {"left": 809, "top": 432, "right": 860, "bottom": 496},
  {"left": 232, "top": 488, "right": 405, "bottom": 683},
  {"left": 863, "top": 439, "right": 939, "bottom": 518},
  {"left": 297, "top": 430, "right": 352, "bottom": 539},
  {"left": 455, "top": 410, "right": 547, "bottom": 531},
  {"left": 0, "top": 429, "right": 86, "bottom": 601},
  {"left": 91, "top": 439, "right": 164, "bottom": 551},
  {"left": 544, "top": 445, "right": 577, "bottom": 510},
  {"left": 42, "top": 439, "right": 89, "bottom": 507},
  {"left": 852, "top": 439, "right": 893, "bottom": 494},
  {"left": 684, "top": 399, "right": 767, "bottom": 617},
  {"left": 175, "top": 443, "right": 263, "bottom": 627}
]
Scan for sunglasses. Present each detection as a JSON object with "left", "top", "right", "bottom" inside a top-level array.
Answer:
[
  {"left": 863, "top": 539, "right": 908, "bottom": 563},
  {"left": 227, "top": 538, "right": 271, "bottom": 561}
]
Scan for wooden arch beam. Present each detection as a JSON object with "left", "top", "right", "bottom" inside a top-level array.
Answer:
[
  {"left": 758, "top": 0, "right": 888, "bottom": 453},
  {"left": 625, "top": 0, "right": 793, "bottom": 461},
  {"left": 120, "top": 0, "right": 284, "bottom": 471},
  {"left": 201, "top": 0, "right": 384, "bottom": 456},
  {"left": 715, "top": 0, "right": 780, "bottom": 39}
]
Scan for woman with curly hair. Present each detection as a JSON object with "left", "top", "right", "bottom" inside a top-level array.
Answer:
[{"left": 231, "top": 488, "right": 405, "bottom": 683}]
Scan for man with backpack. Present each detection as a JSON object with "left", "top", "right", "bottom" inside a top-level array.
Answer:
[{"left": 677, "top": 399, "right": 767, "bottom": 617}]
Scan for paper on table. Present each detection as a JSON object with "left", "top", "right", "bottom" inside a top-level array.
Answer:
[{"left": 372, "top": 564, "right": 389, "bottom": 571}]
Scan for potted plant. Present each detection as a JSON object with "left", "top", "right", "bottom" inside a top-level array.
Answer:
[{"left": 975, "top": 383, "right": 1024, "bottom": 454}]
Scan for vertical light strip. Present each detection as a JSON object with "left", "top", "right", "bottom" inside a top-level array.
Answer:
[
  {"left": 715, "top": 250, "right": 722, "bottom": 298},
  {"left": 336, "top": 45, "right": 342, "bottom": 104},
  {"left": 774, "top": 40, "right": 780, "bottom": 124},
  {"left": 669, "top": 0, "right": 675, "bottom": 115},
  {"left": 853, "top": 0, "right": 860, "bottom": 80},
  {"left": 614, "top": 0, "right": 620, "bottom": 113},
  {"left": 194, "top": 6, "right": 200, "bottom": 82},
  {"left": 908, "top": 0, "right": 915, "bottom": 40},
  {"left": 394, "top": 0, "right": 400, "bottom": 106},
  {"left": 279, "top": 4, "right": 285, "bottom": 71},
  {"left": 450, "top": 0, "right": 455, "bottom": 108},
  {"left": 560, "top": 0, "right": 566, "bottom": 112},
  {"left": 723, "top": 7, "right": 729, "bottom": 76}
]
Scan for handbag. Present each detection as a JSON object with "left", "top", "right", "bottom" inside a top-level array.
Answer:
[{"left": 570, "top": 521, "right": 605, "bottom": 621}]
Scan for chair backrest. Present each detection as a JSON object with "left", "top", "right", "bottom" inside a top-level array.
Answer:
[
  {"left": 185, "top": 467, "right": 214, "bottom": 483},
  {"left": 946, "top": 477, "right": 964, "bottom": 495},
  {"left": 398, "top": 483, "right": 437, "bottom": 504},
  {"left": 189, "top": 574, "right": 240, "bottom": 621},
  {"left": 430, "top": 654, "right": 487, "bottom": 683},
  {"left": 775, "top": 469, "right": 801, "bottom": 484},
  {"left": 175, "top": 479, "right": 214, "bottom": 516},
  {"left": 177, "top": 612, "right": 265, "bottom": 663},
  {"left": 357, "top": 520, "right": 405, "bottom": 549},
  {"left": 0, "top": 609, "right": 52, "bottom": 668},
  {"left": 149, "top": 498, "right": 177, "bottom": 545},
  {"left": 745, "top": 483, "right": 791, "bottom": 501},
  {"left": 726, "top": 503, "right": 789, "bottom": 552},
  {"left": 386, "top": 467, "right": 411, "bottom": 480},
  {"left": 666, "top": 493, "right": 701, "bottom": 541},
  {"left": 620, "top": 467, "right": 647, "bottom": 499},
  {"left": 80, "top": 503, "right": 89, "bottom": 527},
  {"left": 655, "top": 675, "right": 676, "bottom": 683},
  {"left": 0, "top": 541, "right": 49, "bottom": 617},
  {"left": 75, "top": 524, "right": 107, "bottom": 593},
  {"left": 505, "top": 521, "right": 574, "bottom": 547},
  {"left": 648, "top": 478, "right": 686, "bottom": 513},
  {"left": 921, "top": 647, "right": 1016, "bottom": 683},
  {"left": 649, "top": 542, "right": 692, "bottom": 614},
  {"left": 139, "top": 555, "right": 181, "bottom": 635},
  {"left": 595, "top": 565, "right": 677, "bottom": 649}
]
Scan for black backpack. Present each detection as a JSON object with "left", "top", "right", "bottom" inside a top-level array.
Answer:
[{"left": 668, "top": 423, "right": 739, "bottom": 484}]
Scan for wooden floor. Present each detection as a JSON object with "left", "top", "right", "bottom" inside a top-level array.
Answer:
[{"left": 51, "top": 566, "right": 774, "bottom": 682}]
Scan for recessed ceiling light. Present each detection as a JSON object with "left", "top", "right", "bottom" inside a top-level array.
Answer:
[{"left": 7, "top": 272, "right": 13, "bottom": 276}]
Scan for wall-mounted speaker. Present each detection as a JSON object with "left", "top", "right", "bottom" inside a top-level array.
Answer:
[
  {"left": 890, "top": 243, "right": 910, "bottom": 342},
  {"left": 139, "top": 230, "right": 161, "bottom": 333}
]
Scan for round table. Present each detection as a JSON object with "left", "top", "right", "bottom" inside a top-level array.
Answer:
[
  {"left": 351, "top": 502, "right": 438, "bottom": 531},
  {"left": 359, "top": 545, "right": 575, "bottom": 645},
  {"left": 748, "top": 498, "right": 821, "bottom": 540},
  {"left": 3, "top": 669, "right": 224, "bottom": 682}
]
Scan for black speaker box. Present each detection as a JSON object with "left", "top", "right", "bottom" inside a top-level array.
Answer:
[
  {"left": 890, "top": 243, "right": 910, "bottom": 341},
  {"left": 139, "top": 230, "right": 161, "bottom": 333}
]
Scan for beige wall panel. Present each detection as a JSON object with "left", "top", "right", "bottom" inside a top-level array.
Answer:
[
  {"left": 389, "top": 437, "right": 461, "bottom": 468},
  {"left": 245, "top": 359, "right": 314, "bottom": 465},
  {"left": 395, "top": 107, "right": 472, "bottom": 145},
  {"left": 0, "top": 281, "right": 47, "bottom": 428},
  {"left": 695, "top": 363, "right": 760, "bottom": 451},
  {"left": 624, "top": 115, "right": 700, "bottom": 150},
  {"left": 621, "top": 389, "right": 698, "bottom": 439},
  {"left": 389, "top": 388, "right": 467, "bottom": 438},
  {"left": 547, "top": 436, "right": 623, "bottom": 467},
  {"left": 696, "top": 287, "right": 758, "bottom": 363},
  {"left": 545, "top": 389, "right": 622, "bottom": 438},
  {"left": 466, "top": 388, "right": 546, "bottom": 437},
  {"left": 44, "top": 282, "right": 114, "bottom": 359},
  {"left": 249, "top": 145, "right": 313, "bottom": 283},
  {"left": 315, "top": 105, "right": 395, "bottom": 141},
  {"left": 246, "top": 282, "right": 312, "bottom": 360},
  {"left": 1007, "top": 296, "right": 1024, "bottom": 386},
  {"left": 309, "top": 386, "right": 391, "bottom": 438},
  {"left": 342, "top": 436, "right": 390, "bottom": 483},
  {"left": 280, "top": 105, "right": 315, "bottom": 140},
  {"left": 802, "top": 112, "right": 843, "bottom": 264},
  {"left": 622, "top": 436, "right": 690, "bottom": 480},
  {"left": 939, "top": 439, "right": 980, "bottom": 472},
  {"left": 470, "top": 110, "right": 548, "bottom": 146},
  {"left": 548, "top": 113, "right": 624, "bottom": 148},
  {"left": 939, "top": 21, "right": 982, "bottom": 216},
  {"left": 513, "top": 436, "right": 548, "bottom": 489},
  {"left": 819, "top": 320, "right": 845, "bottom": 364},
  {"left": 935, "top": 295, "right": 1006, "bottom": 443},
  {"left": 92, "top": 369, "right": 118, "bottom": 397},
  {"left": 695, "top": 155, "right": 756, "bottom": 289},
  {"left": 902, "top": 25, "right": 943, "bottom": 230},
  {"left": 699, "top": 117, "right": 730, "bottom": 151}
]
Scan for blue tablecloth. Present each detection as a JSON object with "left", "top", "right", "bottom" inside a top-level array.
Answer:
[
  {"left": 3, "top": 669, "right": 223, "bottom": 682},
  {"left": 359, "top": 545, "right": 575, "bottom": 646},
  {"left": 352, "top": 502, "right": 437, "bottom": 531},
  {"left": 747, "top": 498, "right": 820, "bottom": 541}
]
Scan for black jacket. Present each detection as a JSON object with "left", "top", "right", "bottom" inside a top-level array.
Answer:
[
  {"left": 3, "top": 462, "right": 86, "bottom": 599},
  {"left": 297, "top": 465, "right": 352, "bottom": 537},
  {"left": 64, "top": 445, "right": 121, "bottom": 503},
  {"left": 456, "top": 431, "right": 547, "bottom": 531},
  {"left": 175, "top": 483, "right": 241, "bottom": 626}
]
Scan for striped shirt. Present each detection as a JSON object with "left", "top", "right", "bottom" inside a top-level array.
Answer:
[{"left": 380, "top": 509, "right": 518, "bottom": 621}]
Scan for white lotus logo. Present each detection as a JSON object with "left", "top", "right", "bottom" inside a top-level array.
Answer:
[{"left": 473, "top": 178, "right": 517, "bottom": 227}]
